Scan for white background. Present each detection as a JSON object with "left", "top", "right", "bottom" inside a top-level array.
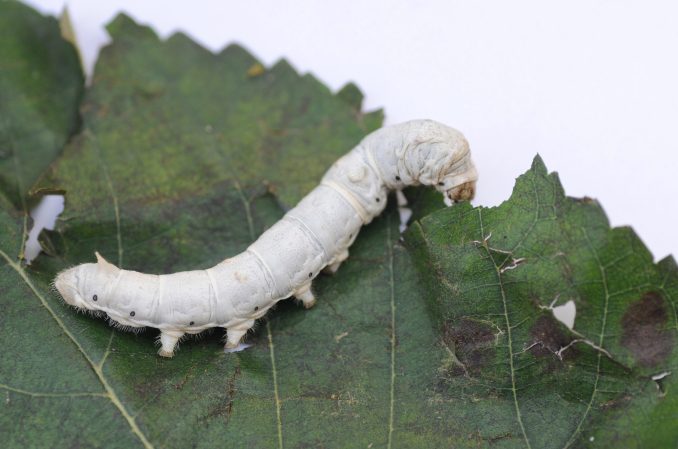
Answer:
[{"left": 25, "top": 0, "right": 678, "bottom": 261}]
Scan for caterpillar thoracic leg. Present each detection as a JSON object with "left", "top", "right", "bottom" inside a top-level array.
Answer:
[{"left": 54, "top": 120, "right": 478, "bottom": 357}]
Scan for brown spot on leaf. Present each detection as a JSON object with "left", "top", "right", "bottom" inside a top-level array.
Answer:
[
  {"left": 600, "top": 394, "right": 632, "bottom": 411},
  {"left": 574, "top": 196, "right": 596, "bottom": 204},
  {"left": 133, "top": 379, "right": 165, "bottom": 402},
  {"left": 442, "top": 318, "right": 496, "bottom": 376},
  {"left": 530, "top": 314, "right": 573, "bottom": 359},
  {"left": 621, "top": 291, "right": 675, "bottom": 367},
  {"left": 246, "top": 62, "right": 265, "bottom": 78},
  {"left": 199, "top": 365, "right": 240, "bottom": 426}
]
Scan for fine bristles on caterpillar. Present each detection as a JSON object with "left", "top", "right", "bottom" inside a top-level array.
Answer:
[
  {"left": 108, "top": 318, "right": 146, "bottom": 334},
  {"left": 53, "top": 120, "right": 478, "bottom": 357}
]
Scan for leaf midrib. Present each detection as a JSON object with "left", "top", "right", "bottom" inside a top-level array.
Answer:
[
  {"left": 561, "top": 229, "right": 611, "bottom": 449},
  {"left": 235, "top": 181, "right": 284, "bottom": 449},
  {"left": 477, "top": 206, "right": 533, "bottom": 449},
  {"left": 386, "top": 215, "right": 396, "bottom": 449}
]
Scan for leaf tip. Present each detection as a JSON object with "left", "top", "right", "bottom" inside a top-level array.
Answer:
[
  {"left": 363, "top": 109, "right": 385, "bottom": 131},
  {"left": 336, "top": 82, "right": 364, "bottom": 110},
  {"left": 219, "top": 43, "right": 260, "bottom": 70},
  {"left": 105, "top": 12, "right": 158, "bottom": 42},
  {"left": 658, "top": 254, "right": 678, "bottom": 275},
  {"left": 271, "top": 58, "right": 298, "bottom": 77},
  {"left": 530, "top": 154, "right": 548, "bottom": 175}
]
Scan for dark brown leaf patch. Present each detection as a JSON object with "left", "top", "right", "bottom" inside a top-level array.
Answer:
[
  {"left": 529, "top": 314, "right": 573, "bottom": 359},
  {"left": 442, "top": 318, "right": 496, "bottom": 376},
  {"left": 621, "top": 291, "right": 675, "bottom": 367}
]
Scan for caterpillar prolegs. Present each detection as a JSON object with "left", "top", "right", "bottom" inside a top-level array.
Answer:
[{"left": 54, "top": 120, "right": 478, "bottom": 357}]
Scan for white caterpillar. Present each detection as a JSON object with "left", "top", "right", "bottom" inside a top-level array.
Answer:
[{"left": 54, "top": 120, "right": 478, "bottom": 357}]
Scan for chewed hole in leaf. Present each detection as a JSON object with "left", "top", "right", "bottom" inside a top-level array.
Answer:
[
  {"left": 396, "top": 190, "right": 412, "bottom": 233},
  {"left": 552, "top": 299, "right": 576, "bottom": 330},
  {"left": 25, "top": 194, "right": 64, "bottom": 263}
]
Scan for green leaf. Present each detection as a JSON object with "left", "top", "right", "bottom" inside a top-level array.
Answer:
[
  {"left": 0, "top": 1, "right": 84, "bottom": 215},
  {"left": 1, "top": 5, "right": 676, "bottom": 448},
  {"left": 406, "top": 156, "right": 678, "bottom": 447}
]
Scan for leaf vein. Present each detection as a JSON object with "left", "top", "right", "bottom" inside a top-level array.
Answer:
[
  {"left": 386, "top": 216, "right": 396, "bottom": 449},
  {"left": 477, "top": 183, "right": 541, "bottom": 448},
  {"left": 236, "top": 183, "right": 283, "bottom": 449},
  {"left": 0, "top": 383, "right": 107, "bottom": 398},
  {"left": 89, "top": 130, "right": 124, "bottom": 266},
  {"left": 561, "top": 228, "right": 609, "bottom": 448},
  {"left": 0, "top": 249, "right": 154, "bottom": 449}
]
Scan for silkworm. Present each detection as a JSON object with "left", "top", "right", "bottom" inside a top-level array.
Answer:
[{"left": 54, "top": 119, "right": 478, "bottom": 357}]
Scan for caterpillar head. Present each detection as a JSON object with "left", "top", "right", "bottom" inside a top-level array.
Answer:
[
  {"left": 371, "top": 120, "right": 478, "bottom": 204},
  {"left": 54, "top": 252, "right": 120, "bottom": 311},
  {"left": 408, "top": 120, "right": 478, "bottom": 204},
  {"left": 442, "top": 180, "right": 476, "bottom": 205}
]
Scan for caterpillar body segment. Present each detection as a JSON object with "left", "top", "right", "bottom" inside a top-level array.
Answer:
[{"left": 54, "top": 120, "right": 478, "bottom": 357}]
